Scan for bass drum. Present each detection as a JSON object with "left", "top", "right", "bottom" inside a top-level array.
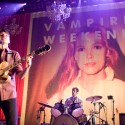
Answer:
[{"left": 52, "top": 114, "right": 78, "bottom": 125}]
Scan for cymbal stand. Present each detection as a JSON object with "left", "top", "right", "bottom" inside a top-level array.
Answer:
[
  {"left": 43, "top": 108, "right": 46, "bottom": 124},
  {"left": 112, "top": 98, "right": 115, "bottom": 125},
  {"left": 98, "top": 102, "right": 105, "bottom": 124},
  {"left": 99, "top": 103, "right": 101, "bottom": 125},
  {"left": 92, "top": 100, "right": 96, "bottom": 125},
  {"left": 86, "top": 113, "right": 107, "bottom": 125},
  {"left": 37, "top": 107, "right": 46, "bottom": 125},
  {"left": 108, "top": 95, "right": 115, "bottom": 125},
  {"left": 86, "top": 100, "right": 96, "bottom": 125},
  {"left": 85, "top": 113, "right": 93, "bottom": 125},
  {"left": 95, "top": 114, "right": 107, "bottom": 124}
]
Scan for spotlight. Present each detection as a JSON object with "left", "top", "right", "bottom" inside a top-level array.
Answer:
[{"left": 22, "top": 3, "right": 27, "bottom": 6}]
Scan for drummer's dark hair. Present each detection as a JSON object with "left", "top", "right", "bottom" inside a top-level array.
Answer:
[{"left": 72, "top": 87, "right": 79, "bottom": 92}]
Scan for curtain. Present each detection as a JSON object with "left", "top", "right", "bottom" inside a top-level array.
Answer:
[{"left": 0, "top": 13, "right": 31, "bottom": 121}]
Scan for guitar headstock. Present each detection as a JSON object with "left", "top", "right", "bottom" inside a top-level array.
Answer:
[{"left": 34, "top": 44, "right": 51, "bottom": 55}]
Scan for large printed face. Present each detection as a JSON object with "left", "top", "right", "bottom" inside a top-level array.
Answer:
[{"left": 75, "top": 31, "right": 107, "bottom": 75}]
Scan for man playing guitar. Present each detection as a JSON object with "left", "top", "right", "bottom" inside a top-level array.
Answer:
[{"left": 0, "top": 29, "right": 32, "bottom": 125}]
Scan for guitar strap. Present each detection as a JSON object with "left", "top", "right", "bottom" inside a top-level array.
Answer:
[
  {"left": 0, "top": 49, "right": 13, "bottom": 64},
  {"left": 0, "top": 49, "right": 6, "bottom": 62},
  {"left": 7, "top": 50, "right": 13, "bottom": 63},
  {"left": 0, "top": 50, "right": 2, "bottom": 63}
]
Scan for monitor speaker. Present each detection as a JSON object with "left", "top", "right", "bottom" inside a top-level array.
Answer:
[
  {"left": 119, "top": 113, "right": 125, "bottom": 125},
  {"left": 0, "top": 120, "right": 6, "bottom": 125}
]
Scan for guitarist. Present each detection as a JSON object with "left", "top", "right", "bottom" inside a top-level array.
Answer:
[{"left": 0, "top": 29, "right": 32, "bottom": 125}]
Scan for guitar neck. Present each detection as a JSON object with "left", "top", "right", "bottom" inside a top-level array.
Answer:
[{"left": 3, "top": 44, "right": 51, "bottom": 72}]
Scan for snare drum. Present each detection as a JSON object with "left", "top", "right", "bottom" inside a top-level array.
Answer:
[
  {"left": 51, "top": 102, "right": 66, "bottom": 117},
  {"left": 52, "top": 114, "right": 78, "bottom": 125}
]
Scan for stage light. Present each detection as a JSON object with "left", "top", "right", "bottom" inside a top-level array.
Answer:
[
  {"left": 0, "top": 2, "right": 27, "bottom": 16},
  {"left": 23, "top": 3, "right": 27, "bottom": 6}
]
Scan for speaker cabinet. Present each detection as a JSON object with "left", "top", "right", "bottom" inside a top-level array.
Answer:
[
  {"left": 119, "top": 113, "right": 125, "bottom": 125},
  {"left": 0, "top": 120, "right": 6, "bottom": 125}
]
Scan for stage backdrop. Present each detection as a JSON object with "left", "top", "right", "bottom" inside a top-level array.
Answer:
[{"left": 25, "top": 2, "right": 125, "bottom": 125}]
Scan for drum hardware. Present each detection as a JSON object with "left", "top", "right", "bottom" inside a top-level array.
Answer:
[
  {"left": 36, "top": 107, "right": 45, "bottom": 124},
  {"left": 38, "top": 102, "right": 53, "bottom": 124},
  {"left": 38, "top": 102, "right": 53, "bottom": 108},
  {"left": 86, "top": 95, "right": 103, "bottom": 125},
  {"left": 97, "top": 101, "right": 108, "bottom": 125},
  {"left": 39, "top": 107, "right": 45, "bottom": 111},
  {"left": 76, "top": 114, "right": 87, "bottom": 124},
  {"left": 36, "top": 106, "right": 46, "bottom": 124},
  {"left": 108, "top": 95, "right": 115, "bottom": 125},
  {"left": 85, "top": 113, "right": 107, "bottom": 125}
]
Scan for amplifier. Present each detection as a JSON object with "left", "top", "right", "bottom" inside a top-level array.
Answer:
[
  {"left": 119, "top": 113, "right": 125, "bottom": 125},
  {"left": 0, "top": 120, "right": 6, "bottom": 125}
]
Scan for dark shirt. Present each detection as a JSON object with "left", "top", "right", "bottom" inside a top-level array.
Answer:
[{"left": 65, "top": 96, "right": 83, "bottom": 108}]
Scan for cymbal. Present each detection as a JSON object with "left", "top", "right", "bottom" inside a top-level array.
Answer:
[
  {"left": 86, "top": 96, "right": 102, "bottom": 102},
  {"left": 38, "top": 102, "right": 53, "bottom": 108}
]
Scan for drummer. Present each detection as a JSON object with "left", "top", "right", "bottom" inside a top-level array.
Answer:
[{"left": 65, "top": 87, "right": 83, "bottom": 115}]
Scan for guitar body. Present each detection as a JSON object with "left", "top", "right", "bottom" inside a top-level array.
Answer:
[{"left": 0, "top": 61, "right": 11, "bottom": 82}]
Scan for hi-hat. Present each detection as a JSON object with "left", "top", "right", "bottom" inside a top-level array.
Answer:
[
  {"left": 86, "top": 96, "right": 102, "bottom": 102},
  {"left": 38, "top": 102, "right": 53, "bottom": 108}
]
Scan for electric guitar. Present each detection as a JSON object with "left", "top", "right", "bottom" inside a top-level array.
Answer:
[{"left": 0, "top": 44, "right": 51, "bottom": 82}]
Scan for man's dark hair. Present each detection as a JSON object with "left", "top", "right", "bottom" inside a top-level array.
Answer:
[
  {"left": 72, "top": 87, "right": 79, "bottom": 92},
  {"left": 0, "top": 29, "right": 10, "bottom": 35}
]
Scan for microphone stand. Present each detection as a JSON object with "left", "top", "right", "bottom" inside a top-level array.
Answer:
[
  {"left": 38, "top": 107, "right": 46, "bottom": 125},
  {"left": 99, "top": 103, "right": 101, "bottom": 125},
  {"left": 92, "top": 101, "right": 96, "bottom": 125},
  {"left": 112, "top": 99, "right": 115, "bottom": 125},
  {"left": 43, "top": 109, "right": 46, "bottom": 124},
  {"left": 85, "top": 112, "right": 106, "bottom": 125},
  {"left": 108, "top": 95, "right": 115, "bottom": 125},
  {"left": 88, "top": 100, "right": 96, "bottom": 125}
]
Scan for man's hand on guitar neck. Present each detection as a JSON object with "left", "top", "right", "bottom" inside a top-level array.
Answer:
[
  {"left": 26, "top": 55, "right": 33, "bottom": 68},
  {"left": 18, "top": 55, "right": 33, "bottom": 79}
]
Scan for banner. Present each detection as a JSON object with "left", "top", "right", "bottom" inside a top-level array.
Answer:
[{"left": 25, "top": 3, "right": 125, "bottom": 125}]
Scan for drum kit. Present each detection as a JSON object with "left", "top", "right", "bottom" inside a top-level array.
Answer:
[{"left": 38, "top": 95, "right": 108, "bottom": 125}]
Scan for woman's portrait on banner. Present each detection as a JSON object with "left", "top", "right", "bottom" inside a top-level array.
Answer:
[{"left": 45, "top": 24, "right": 125, "bottom": 125}]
